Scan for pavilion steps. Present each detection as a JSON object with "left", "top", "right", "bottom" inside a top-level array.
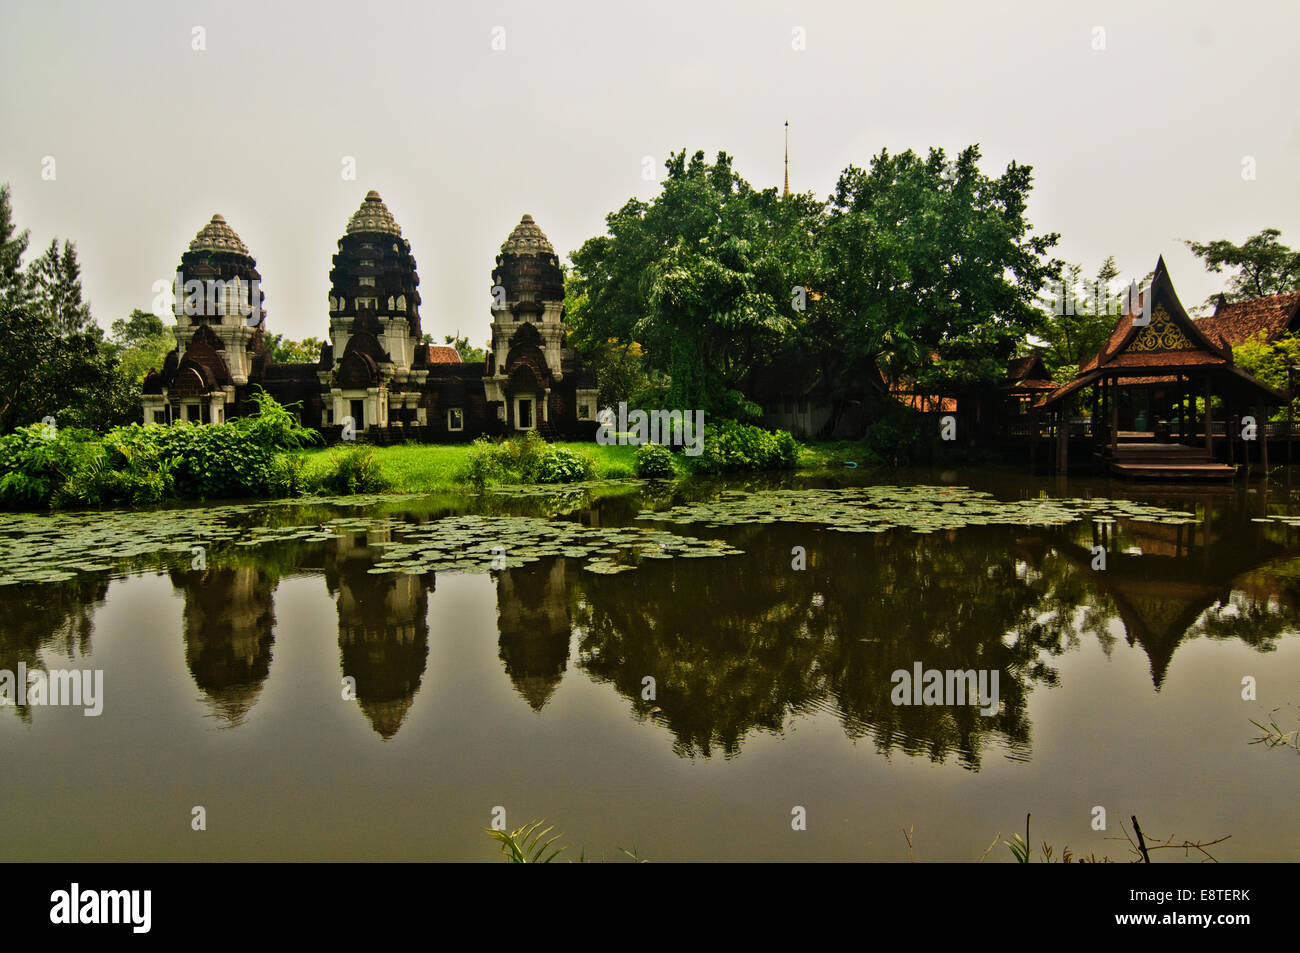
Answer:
[{"left": 1108, "top": 443, "right": 1235, "bottom": 480}]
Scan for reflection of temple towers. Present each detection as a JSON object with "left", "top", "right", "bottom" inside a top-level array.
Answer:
[
  {"left": 496, "top": 561, "right": 573, "bottom": 711},
  {"left": 169, "top": 566, "right": 276, "bottom": 726},
  {"left": 325, "top": 533, "right": 431, "bottom": 739}
]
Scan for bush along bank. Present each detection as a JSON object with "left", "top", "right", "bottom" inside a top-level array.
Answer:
[
  {"left": 0, "top": 389, "right": 320, "bottom": 510},
  {"left": 0, "top": 401, "right": 806, "bottom": 509}
]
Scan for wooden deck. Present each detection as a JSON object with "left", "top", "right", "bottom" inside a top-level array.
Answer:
[{"left": 1108, "top": 442, "right": 1236, "bottom": 480}]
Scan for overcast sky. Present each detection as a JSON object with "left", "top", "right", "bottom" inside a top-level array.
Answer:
[{"left": 2, "top": 0, "right": 1297, "bottom": 346}]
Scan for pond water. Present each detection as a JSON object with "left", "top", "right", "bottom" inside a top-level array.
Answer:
[{"left": 1, "top": 468, "right": 1298, "bottom": 862}]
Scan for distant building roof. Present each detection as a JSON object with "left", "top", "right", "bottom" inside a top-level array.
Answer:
[
  {"left": 1194, "top": 291, "right": 1300, "bottom": 349},
  {"left": 422, "top": 344, "right": 462, "bottom": 364}
]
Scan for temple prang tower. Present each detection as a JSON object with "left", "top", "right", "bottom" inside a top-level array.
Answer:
[
  {"left": 484, "top": 214, "right": 597, "bottom": 433},
  {"left": 142, "top": 214, "right": 270, "bottom": 425},
  {"left": 320, "top": 191, "right": 428, "bottom": 432}
]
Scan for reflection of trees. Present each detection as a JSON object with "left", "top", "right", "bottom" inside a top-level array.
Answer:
[
  {"left": 573, "top": 526, "right": 1059, "bottom": 766},
  {"left": 0, "top": 573, "right": 108, "bottom": 722},
  {"left": 570, "top": 492, "right": 1300, "bottom": 767},
  {"left": 323, "top": 531, "right": 431, "bottom": 740},
  {"left": 812, "top": 528, "right": 1045, "bottom": 768},
  {"left": 169, "top": 565, "right": 276, "bottom": 727},
  {"left": 575, "top": 537, "right": 825, "bottom": 759}
]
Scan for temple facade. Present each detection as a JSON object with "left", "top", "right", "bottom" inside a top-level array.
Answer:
[{"left": 143, "top": 192, "right": 598, "bottom": 442}]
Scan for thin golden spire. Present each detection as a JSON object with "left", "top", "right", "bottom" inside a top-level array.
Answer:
[{"left": 783, "top": 120, "right": 790, "bottom": 198}]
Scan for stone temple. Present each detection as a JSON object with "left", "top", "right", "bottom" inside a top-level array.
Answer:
[{"left": 142, "top": 192, "right": 599, "bottom": 441}]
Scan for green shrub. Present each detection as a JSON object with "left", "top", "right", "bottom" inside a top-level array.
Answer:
[
  {"left": 230, "top": 387, "right": 322, "bottom": 451},
  {"left": 54, "top": 429, "right": 173, "bottom": 507},
  {"left": 685, "top": 421, "right": 800, "bottom": 474},
  {"left": 266, "top": 453, "right": 309, "bottom": 498},
  {"left": 318, "top": 446, "right": 388, "bottom": 495},
  {"left": 0, "top": 424, "right": 91, "bottom": 508},
  {"left": 459, "top": 434, "right": 594, "bottom": 487},
  {"left": 532, "top": 446, "right": 597, "bottom": 483},
  {"left": 152, "top": 423, "right": 278, "bottom": 499},
  {"left": 0, "top": 391, "right": 325, "bottom": 509},
  {"left": 634, "top": 442, "right": 676, "bottom": 479},
  {"left": 860, "top": 412, "right": 924, "bottom": 466},
  {"left": 463, "top": 437, "right": 508, "bottom": 489}
]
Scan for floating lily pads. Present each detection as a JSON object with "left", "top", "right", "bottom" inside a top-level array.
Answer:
[{"left": 635, "top": 485, "right": 1199, "bottom": 536}]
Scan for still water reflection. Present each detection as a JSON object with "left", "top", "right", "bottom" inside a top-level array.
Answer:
[{"left": 2, "top": 470, "right": 1298, "bottom": 861}]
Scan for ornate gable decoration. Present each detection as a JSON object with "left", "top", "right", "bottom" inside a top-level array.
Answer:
[{"left": 1127, "top": 305, "right": 1194, "bottom": 352}]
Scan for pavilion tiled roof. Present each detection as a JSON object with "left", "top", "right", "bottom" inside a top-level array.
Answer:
[{"left": 1194, "top": 291, "right": 1300, "bottom": 349}]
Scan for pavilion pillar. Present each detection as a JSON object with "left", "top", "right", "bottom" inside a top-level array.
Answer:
[
  {"left": 1260, "top": 403, "right": 1270, "bottom": 475},
  {"left": 1288, "top": 391, "right": 1294, "bottom": 464},
  {"left": 1056, "top": 406, "right": 1068, "bottom": 472},
  {"left": 1228, "top": 409, "right": 1236, "bottom": 467},
  {"left": 1178, "top": 375, "right": 1186, "bottom": 441},
  {"left": 1109, "top": 376, "right": 1119, "bottom": 453},
  {"left": 1204, "top": 378, "right": 1213, "bottom": 456}
]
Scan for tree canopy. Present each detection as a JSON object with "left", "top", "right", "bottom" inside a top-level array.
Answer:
[
  {"left": 1186, "top": 229, "right": 1300, "bottom": 305},
  {"left": 566, "top": 145, "right": 1062, "bottom": 425},
  {"left": 0, "top": 184, "right": 136, "bottom": 432}
]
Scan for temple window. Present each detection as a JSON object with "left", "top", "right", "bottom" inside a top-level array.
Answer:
[
  {"left": 396, "top": 295, "right": 406, "bottom": 311},
  {"left": 447, "top": 408, "right": 464, "bottom": 431},
  {"left": 359, "top": 277, "right": 375, "bottom": 286},
  {"left": 387, "top": 296, "right": 395, "bottom": 310}
]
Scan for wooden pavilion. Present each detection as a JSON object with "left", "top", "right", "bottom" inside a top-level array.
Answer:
[{"left": 1038, "top": 258, "right": 1291, "bottom": 479}]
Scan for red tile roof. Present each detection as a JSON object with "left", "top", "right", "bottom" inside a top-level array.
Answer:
[
  {"left": 1194, "top": 292, "right": 1300, "bottom": 349},
  {"left": 422, "top": 345, "right": 463, "bottom": 364}
]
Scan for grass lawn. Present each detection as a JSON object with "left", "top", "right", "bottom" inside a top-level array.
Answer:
[
  {"left": 293, "top": 441, "right": 641, "bottom": 493},
  {"left": 292, "top": 436, "right": 858, "bottom": 495}
]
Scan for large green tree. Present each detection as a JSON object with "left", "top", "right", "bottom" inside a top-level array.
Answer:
[
  {"left": 28, "top": 237, "right": 93, "bottom": 335},
  {"left": 109, "top": 309, "right": 176, "bottom": 383},
  {"left": 0, "top": 184, "right": 30, "bottom": 313},
  {"left": 1186, "top": 228, "right": 1300, "bottom": 305},
  {"left": 0, "top": 187, "right": 135, "bottom": 432},
  {"left": 264, "top": 332, "right": 326, "bottom": 365},
  {"left": 568, "top": 149, "right": 824, "bottom": 418},
  {"left": 814, "top": 145, "right": 1062, "bottom": 399}
]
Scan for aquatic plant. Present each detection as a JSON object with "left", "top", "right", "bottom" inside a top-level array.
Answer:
[
  {"left": 638, "top": 485, "right": 1199, "bottom": 535},
  {"left": 486, "top": 820, "right": 568, "bottom": 863}
]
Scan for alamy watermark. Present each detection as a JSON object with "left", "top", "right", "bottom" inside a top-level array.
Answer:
[
  {"left": 596, "top": 402, "right": 704, "bottom": 456},
  {"left": 151, "top": 271, "right": 263, "bottom": 325},
  {"left": 890, "top": 662, "right": 999, "bottom": 716},
  {"left": 50, "top": 883, "right": 150, "bottom": 933},
  {"left": 1042, "top": 278, "right": 1152, "bottom": 324},
  {"left": 0, "top": 663, "right": 104, "bottom": 716}
]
